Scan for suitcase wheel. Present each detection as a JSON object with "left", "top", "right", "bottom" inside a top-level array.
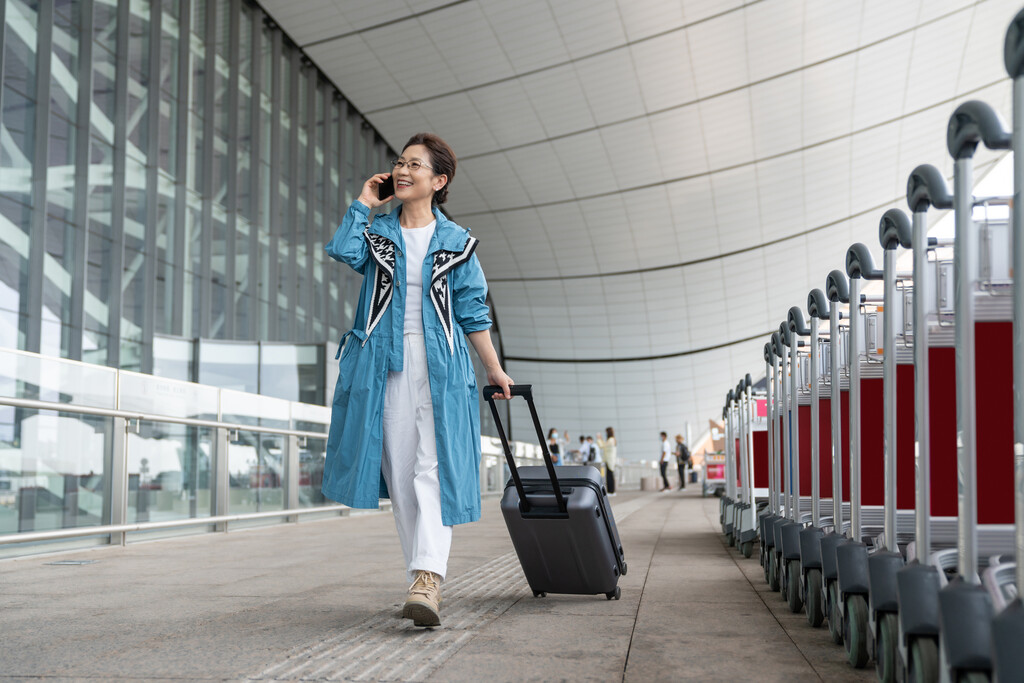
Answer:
[
  {"left": 532, "top": 590, "right": 546, "bottom": 598},
  {"left": 606, "top": 586, "right": 621, "bottom": 600}
]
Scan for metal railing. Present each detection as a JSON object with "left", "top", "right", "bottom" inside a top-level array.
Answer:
[{"left": 0, "top": 348, "right": 545, "bottom": 556}]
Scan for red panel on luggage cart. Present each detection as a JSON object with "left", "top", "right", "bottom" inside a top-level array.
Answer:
[
  {"left": 753, "top": 430, "right": 769, "bottom": 487},
  {"left": 840, "top": 390, "right": 851, "bottom": 502},
  {"left": 818, "top": 398, "right": 834, "bottom": 498},
  {"left": 778, "top": 414, "right": 787, "bottom": 495},
  {"left": 799, "top": 404, "right": 812, "bottom": 496},
  {"left": 975, "top": 321, "right": 1014, "bottom": 524},
  {"left": 929, "top": 346, "right": 957, "bottom": 516},
  {"left": 735, "top": 438, "right": 741, "bottom": 487},
  {"left": 860, "top": 378, "right": 884, "bottom": 506},
  {"left": 897, "top": 364, "right": 916, "bottom": 510}
]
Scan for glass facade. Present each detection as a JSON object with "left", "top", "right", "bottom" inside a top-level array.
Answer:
[
  {"left": 0, "top": 0, "right": 393, "bottom": 376},
  {"left": 0, "top": 0, "right": 506, "bottom": 424}
]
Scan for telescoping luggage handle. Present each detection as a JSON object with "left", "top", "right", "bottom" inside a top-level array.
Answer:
[{"left": 482, "top": 384, "right": 567, "bottom": 515}]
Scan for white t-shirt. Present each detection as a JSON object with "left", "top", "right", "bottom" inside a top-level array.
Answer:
[
  {"left": 402, "top": 220, "right": 436, "bottom": 334},
  {"left": 661, "top": 439, "right": 672, "bottom": 463}
]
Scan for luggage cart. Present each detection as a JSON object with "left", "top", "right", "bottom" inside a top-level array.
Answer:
[
  {"left": 823, "top": 269, "right": 854, "bottom": 647},
  {"left": 937, "top": 99, "right": 1012, "bottom": 683},
  {"left": 896, "top": 163, "right": 955, "bottom": 683},
  {"left": 784, "top": 306, "right": 815, "bottom": 614},
  {"left": 722, "top": 389, "right": 738, "bottom": 543},
  {"left": 799, "top": 288, "right": 835, "bottom": 627},
  {"left": 761, "top": 333, "right": 785, "bottom": 585},
  {"left": 834, "top": 242, "right": 881, "bottom": 669},
  {"left": 992, "top": 16, "right": 1024, "bottom": 680},
  {"left": 759, "top": 340, "right": 780, "bottom": 572},
  {"left": 778, "top": 317, "right": 809, "bottom": 609},
  {"left": 703, "top": 451, "right": 726, "bottom": 499},
  {"left": 770, "top": 324, "right": 797, "bottom": 594},
  {"left": 737, "top": 375, "right": 768, "bottom": 559},
  {"left": 867, "top": 209, "right": 915, "bottom": 683}
]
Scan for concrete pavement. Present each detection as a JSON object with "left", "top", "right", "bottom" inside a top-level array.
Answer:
[{"left": 1, "top": 489, "right": 872, "bottom": 682}]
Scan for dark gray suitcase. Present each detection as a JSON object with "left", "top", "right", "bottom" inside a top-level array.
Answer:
[{"left": 484, "top": 385, "right": 627, "bottom": 600}]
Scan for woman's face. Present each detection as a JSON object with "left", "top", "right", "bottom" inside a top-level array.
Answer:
[{"left": 393, "top": 144, "right": 445, "bottom": 204}]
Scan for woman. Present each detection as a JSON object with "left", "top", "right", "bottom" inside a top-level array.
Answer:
[
  {"left": 597, "top": 427, "right": 617, "bottom": 495},
  {"left": 546, "top": 428, "right": 561, "bottom": 464},
  {"left": 321, "top": 133, "right": 513, "bottom": 628}
]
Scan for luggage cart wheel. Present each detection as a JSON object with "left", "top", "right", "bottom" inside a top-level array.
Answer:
[
  {"left": 532, "top": 591, "right": 546, "bottom": 598},
  {"left": 875, "top": 613, "right": 898, "bottom": 683},
  {"left": 805, "top": 568, "right": 824, "bottom": 628},
  {"left": 768, "top": 553, "right": 781, "bottom": 592},
  {"left": 725, "top": 531, "right": 734, "bottom": 546},
  {"left": 827, "top": 581, "right": 843, "bottom": 645},
  {"left": 843, "top": 594, "right": 870, "bottom": 668},
  {"left": 907, "top": 637, "right": 938, "bottom": 683},
  {"left": 741, "top": 540, "right": 753, "bottom": 558},
  {"left": 786, "top": 560, "right": 804, "bottom": 614},
  {"left": 606, "top": 587, "right": 621, "bottom": 600}
]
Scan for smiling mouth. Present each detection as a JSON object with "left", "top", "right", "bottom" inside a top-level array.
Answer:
[{"left": 396, "top": 180, "right": 413, "bottom": 188}]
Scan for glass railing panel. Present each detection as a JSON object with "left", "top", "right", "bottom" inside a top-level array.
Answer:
[
  {"left": 0, "top": 348, "right": 117, "bottom": 408},
  {"left": 0, "top": 409, "right": 111, "bottom": 535},
  {"left": 117, "top": 371, "right": 220, "bottom": 420},
  {"left": 297, "top": 436, "right": 327, "bottom": 508},
  {"left": 228, "top": 429, "right": 284, "bottom": 517},
  {"left": 126, "top": 421, "right": 213, "bottom": 524},
  {"left": 290, "top": 400, "right": 330, "bottom": 430},
  {"left": 220, "top": 388, "right": 289, "bottom": 430}
]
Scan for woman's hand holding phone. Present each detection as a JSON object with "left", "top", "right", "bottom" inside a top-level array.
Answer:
[{"left": 357, "top": 173, "right": 394, "bottom": 209}]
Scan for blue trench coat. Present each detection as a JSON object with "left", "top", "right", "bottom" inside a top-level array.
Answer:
[{"left": 321, "top": 201, "right": 492, "bottom": 526}]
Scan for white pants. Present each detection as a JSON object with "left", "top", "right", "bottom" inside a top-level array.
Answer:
[{"left": 381, "top": 332, "right": 452, "bottom": 583}]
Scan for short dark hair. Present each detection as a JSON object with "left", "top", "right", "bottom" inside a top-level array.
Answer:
[
  {"left": 660, "top": 431, "right": 667, "bottom": 438},
  {"left": 402, "top": 132, "right": 456, "bottom": 205}
]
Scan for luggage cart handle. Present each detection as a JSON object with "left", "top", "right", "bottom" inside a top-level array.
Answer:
[{"left": 483, "top": 384, "right": 567, "bottom": 515}]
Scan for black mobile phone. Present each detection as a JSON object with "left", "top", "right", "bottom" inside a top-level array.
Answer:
[{"left": 377, "top": 175, "right": 394, "bottom": 201}]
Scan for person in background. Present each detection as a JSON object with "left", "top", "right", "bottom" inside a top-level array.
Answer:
[
  {"left": 659, "top": 432, "right": 672, "bottom": 492},
  {"left": 675, "top": 434, "right": 690, "bottom": 490},
  {"left": 586, "top": 436, "right": 598, "bottom": 465},
  {"left": 578, "top": 435, "right": 591, "bottom": 465},
  {"left": 558, "top": 430, "right": 570, "bottom": 464},
  {"left": 546, "top": 428, "right": 561, "bottom": 464},
  {"left": 597, "top": 427, "right": 617, "bottom": 495}
]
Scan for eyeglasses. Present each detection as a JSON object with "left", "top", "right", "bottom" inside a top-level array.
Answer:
[{"left": 391, "top": 158, "right": 433, "bottom": 172}]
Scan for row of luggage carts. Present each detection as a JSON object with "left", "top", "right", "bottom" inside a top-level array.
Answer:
[{"left": 717, "top": 11, "right": 1024, "bottom": 683}]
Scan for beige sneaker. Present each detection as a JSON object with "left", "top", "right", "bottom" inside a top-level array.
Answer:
[{"left": 402, "top": 570, "right": 442, "bottom": 627}]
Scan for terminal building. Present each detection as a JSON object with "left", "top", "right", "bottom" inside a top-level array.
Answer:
[{"left": 3, "top": 1, "right": 1024, "bottom": 681}]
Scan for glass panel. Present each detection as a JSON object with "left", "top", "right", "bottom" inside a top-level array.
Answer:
[
  {"left": 50, "top": 4, "right": 80, "bottom": 126},
  {"left": 91, "top": 36, "right": 117, "bottom": 146},
  {"left": 0, "top": 199, "right": 31, "bottom": 345},
  {"left": 126, "top": 0, "right": 150, "bottom": 161},
  {"left": 227, "top": 429, "right": 282, "bottom": 514},
  {"left": 198, "top": 340, "right": 258, "bottom": 394},
  {"left": 0, "top": 410, "right": 110, "bottom": 535},
  {"left": 0, "top": 346, "right": 117, "bottom": 407},
  {"left": 297, "top": 435, "right": 325, "bottom": 507},
  {"left": 1, "top": 85, "right": 36, "bottom": 206},
  {"left": 127, "top": 421, "right": 212, "bottom": 524},
  {"left": 219, "top": 387, "right": 288, "bottom": 427},
  {"left": 118, "top": 368, "right": 219, "bottom": 420},
  {"left": 258, "top": 343, "right": 323, "bottom": 404},
  {"left": 157, "top": 0, "right": 179, "bottom": 176},
  {"left": 151, "top": 335, "right": 194, "bottom": 384}
]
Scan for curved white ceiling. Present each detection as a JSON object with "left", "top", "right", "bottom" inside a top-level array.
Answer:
[{"left": 262, "top": 0, "right": 1016, "bottom": 458}]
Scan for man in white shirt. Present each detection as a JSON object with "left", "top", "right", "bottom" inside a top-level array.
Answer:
[{"left": 659, "top": 432, "right": 672, "bottom": 492}]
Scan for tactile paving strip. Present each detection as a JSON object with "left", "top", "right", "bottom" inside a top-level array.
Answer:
[{"left": 246, "top": 494, "right": 653, "bottom": 682}]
